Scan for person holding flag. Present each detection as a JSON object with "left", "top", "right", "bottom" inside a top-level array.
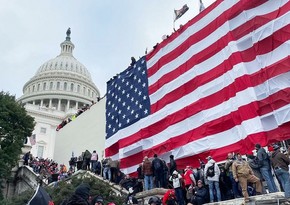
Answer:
[
  {"left": 174, "top": 4, "right": 189, "bottom": 21},
  {"left": 27, "top": 185, "right": 54, "bottom": 205}
]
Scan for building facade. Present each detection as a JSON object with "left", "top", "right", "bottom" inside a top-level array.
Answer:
[{"left": 18, "top": 29, "right": 100, "bottom": 159}]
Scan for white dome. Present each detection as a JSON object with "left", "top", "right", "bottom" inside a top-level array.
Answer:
[
  {"left": 18, "top": 29, "right": 100, "bottom": 111},
  {"left": 36, "top": 55, "right": 92, "bottom": 81},
  {"left": 34, "top": 36, "right": 93, "bottom": 82}
]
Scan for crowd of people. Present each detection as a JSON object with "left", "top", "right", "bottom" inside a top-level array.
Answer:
[
  {"left": 23, "top": 151, "right": 71, "bottom": 184},
  {"left": 70, "top": 142, "right": 290, "bottom": 205},
  {"left": 56, "top": 100, "right": 98, "bottom": 131},
  {"left": 24, "top": 141, "right": 290, "bottom": 204},
  {"left": 136, "top": 143, "right": 290, "bottom": 205}
]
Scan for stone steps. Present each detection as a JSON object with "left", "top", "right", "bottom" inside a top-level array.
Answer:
[{"left": 205, "top": 192, "right": 287, "bottom": 205}]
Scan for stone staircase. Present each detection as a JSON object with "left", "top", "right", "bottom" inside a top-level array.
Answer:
[{"left": 205, "top": 192, "right": 288, "bottom": 205}]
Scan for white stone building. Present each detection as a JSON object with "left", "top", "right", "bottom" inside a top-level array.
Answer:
[{"left": 18, "top": 29, "right": 100, "bottom": 159}]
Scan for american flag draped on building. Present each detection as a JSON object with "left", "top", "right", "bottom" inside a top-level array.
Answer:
[{"left": 105, "top": 0, "right": 290, "bottom": 175}]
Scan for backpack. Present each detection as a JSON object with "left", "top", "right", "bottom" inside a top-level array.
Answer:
[
  {"left": 154, "top": 159, "right": 161, "bottom": 170},
  {"left": 206, "top": 163, "right": 215, "bottom": 177}
]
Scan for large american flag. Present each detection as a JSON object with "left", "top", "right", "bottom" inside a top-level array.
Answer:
[{"left": 105, "top": 0, "right": 290, "bottom": 175}]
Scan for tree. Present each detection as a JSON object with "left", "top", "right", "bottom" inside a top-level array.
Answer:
[
  {"left": 0, "top": 91, "right": 35, "bottom": 199},
  {"left": 1, "top": 173, "right": 125, "bottom": 205}
]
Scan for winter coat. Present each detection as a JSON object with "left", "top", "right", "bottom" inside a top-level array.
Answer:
[
  {"left": 142, "top": 159, "right": 153, "bottom": 176},
  {"left": 271, "top": 150, "right": 290, "bottom": 171},
  {"left": 204, "top": 159, "right": 220, "bottom": 182},
  {"left": 248, "top": 158, "right": 263, "bottom": 180},
  {"left": 256, "top": 147, "right": 271, "bottom": 169},
  {"left": 232, "top": 159, "right": 253, "bottom": 178},
  {"left": 169, "top": 173, "right": 183, "bottom": 188},
  {"left": 169, "top": 158, "right": 177, "bottom": 175},
  {"left": 83, "top": 150, "right": 91, "bottom": 160},
  {"left": 184, "top": 169, "right": 196, "bottom": 186},
  {"left": 90, "top": 152, "right": 98, "bottom": 161},
  {"left": 224, "top": 158, "right": 235, "bottom": 172},
  {"left": 65, "top": 183, "right": 90, "bottom": 205},
  {"left": 192, "top": 186, "right": 208, "bottom": 204}
]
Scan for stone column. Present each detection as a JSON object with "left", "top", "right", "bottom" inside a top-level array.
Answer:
[
  {"left": 57, "top": 99, "right": 61, "bottom": 111},
  {"left": 32, "top": 101, "right": 35, "bottom": 105},
  {"left": 40, "top": 100, "right": 43, "bottom": 107},
  {"left": 49, "top": 99, "right": 52, "bottom": 108},
  {"left": 75, "top": 101, "right": 79, "bottom": 110},
  {"left": 67, "top": 100, "right": 70, "bottom": 111}
]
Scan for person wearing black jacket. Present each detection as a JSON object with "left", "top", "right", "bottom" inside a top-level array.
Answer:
[
  {"left": 189, "top": 180, "right": 208, "bottom": 205},
  {"left": 270, "top": 144, "right": 290, "bottom": 198},
  {"left": 255, "top": 143, "right": 278, "bottom": 193},
  {"left": 169, "top": 155, "right": 177, "bottom": 175},
  {"left": 64, "top": 183, "right": 90, "bottom": 205},
  {"left": 152, "top": 154, "right": 164, "bottom": 188}
]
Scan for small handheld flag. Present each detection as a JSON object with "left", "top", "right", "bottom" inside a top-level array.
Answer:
[{"left": 174, "top": 4, "right": 189, "bottom": 21}]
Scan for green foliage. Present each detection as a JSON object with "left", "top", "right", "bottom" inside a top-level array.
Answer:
[
  {"left": 0, "top": 189, "right": 34, "bottom": 205},
  {"left": 0, "top": 91, "right": 35, "bottom": 199},
  {"left": 47, "top": 174, "right": 125, "bottom": 205},
  {"left": 1, "top": 173, "right": 126, "bottom": 205}
]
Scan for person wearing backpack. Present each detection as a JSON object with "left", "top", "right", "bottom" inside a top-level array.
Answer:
[
  {"left": 152, "top": 154, "right": 164, "bottom": 188},
  {"left": 204, "top": 156, "right": 221, "bottom": 203}
]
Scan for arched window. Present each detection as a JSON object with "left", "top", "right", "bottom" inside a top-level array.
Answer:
[
  {"left": 70, "top": 83, "right": 74, "bottom": 91},
  {"left": 50, "top": 82, "right": 53, "bottom": 90},
  {"left": 57, "top": 82, "right": 60, "bottom": 90},
  {"left": 64, "top": 82, "right": 67, "bottom": 91},
  {"left": 83, "top": 87, "right": 86, "bottom": 95},
  {"left": 32, "top": 85, "right": 35, "bottom": 92},
  {"left": 43, "top": 83, "right": 46, "bottom": 91},
  {"left": 88, "top": 89, "right": 91, "bottom": 97},
  {"left": 77, "top": 85, "right": 80, "bottom": 93},
  {"left": 37, "top": 84, "right": 40, "bottom": 91}
]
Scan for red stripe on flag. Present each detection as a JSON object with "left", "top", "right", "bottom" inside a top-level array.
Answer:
[
  {"left": 120, "top": 121, "right": 290, "bottom": 169},
  {"left": 147, "top": 0, "right": 270, "bottom": 77},
  {"left": 128, "top": 58, "right": 290, "bottom": 147},
  {"left": 146, "top": 0, "right": 268, "bottom": 62},
  {"left": 105, "top": 0, "right": 290, "bottom": 175},
  {"left": 146, "top": 0, "right": 224, "bottom": 61},
  {"left": 106, "top": 58, "right": 290, "bottom": 157},
  {"left": 148, "top": 2, "right": 290, "bottom": 95},
  {"left": 150, "top": 25, "right": 290, "bottom": 113}
]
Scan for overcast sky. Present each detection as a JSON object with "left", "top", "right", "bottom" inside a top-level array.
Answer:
[{"left": 0, "top": 0, "right": 215, "bottom": 99}]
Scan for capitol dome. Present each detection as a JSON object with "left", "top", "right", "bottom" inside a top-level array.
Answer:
[{"left": 18, "top": 28, "right": 100, "bottom": 113}]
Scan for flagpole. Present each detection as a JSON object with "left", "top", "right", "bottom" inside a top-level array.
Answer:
[
  {"left": 27, "top": 184, "right": 40, "bottom": 205},
  {"left": 173, "top": 12, "right": 175, "bottom": 31}
]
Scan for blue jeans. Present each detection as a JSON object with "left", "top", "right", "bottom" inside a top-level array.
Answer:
[
  {"left": 144, "top": 175, "right": 153, "bottom": 190},
  {"left": 229, "top": 171, "right": 241, "bottom": 197},
  {"left": 175, "top": 187, "right": 184, "bottom": 205},
  {"left": 260, "top": 167, "right": 278, "bottom": 193},
  {"left": 103, "top": 167, "right": 111, "bottom": 181},
  {"left": 275, "top": 168, "right": 290, "bottom": 198},
  {"left": 91, "top": 160, "right": 97, "bottom": 172},
  {"left": 208, "top": 180, "right": 221, "bottom": 202}
]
